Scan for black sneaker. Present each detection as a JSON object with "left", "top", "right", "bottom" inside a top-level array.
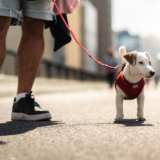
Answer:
[{"left": 11, "top": 92, "right": 52, "bottom": 121}]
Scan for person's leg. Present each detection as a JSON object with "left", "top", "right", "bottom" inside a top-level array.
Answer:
[
  {"left": 11, "top": 0, "right": 53, "bottom": 121},
  {"left": 0, "top": 0, "right": 21, "bottom": 63},
  {"left": 0, "top": 17, "right": 11, "bottom": 68},
  {"left": 17, "top": 16, "right": 44, "bottom": 94},
  {"left": 12, "top": 17, "right": 52, "bottom": 120}
]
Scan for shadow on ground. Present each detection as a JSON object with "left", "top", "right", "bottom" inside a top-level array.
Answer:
[
  {"left": 0, "top": 141, "right": 7, "bottom": 145},
  {"left": 114, "top": 119, "right": 154, "bottom": 127},
  {"left": 0, "top": 119, "right": 153, "bottom": 136},
  {"left": 0, "top": 121, "right": 65, "bottom": 136}
]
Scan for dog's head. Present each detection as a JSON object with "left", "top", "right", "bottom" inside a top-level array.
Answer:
[{"left": 124, "top": 51, "right": 155, "bottom": 78}]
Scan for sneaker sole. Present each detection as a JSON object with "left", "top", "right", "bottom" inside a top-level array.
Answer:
[{"left": 11, "top": 112, "right": 52, "bottom": 121}]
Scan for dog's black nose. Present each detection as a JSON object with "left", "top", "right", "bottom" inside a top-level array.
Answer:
[{"left": 150, "top": 71, "right": 155, "bottom": 76}]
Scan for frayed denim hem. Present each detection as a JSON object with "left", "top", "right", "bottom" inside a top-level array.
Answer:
[
  {"left": 24, "top": 9, "right": 54, "bottom": 21},
  {"left": 0, "top": 7, "right": 22, "bottom": 21}
]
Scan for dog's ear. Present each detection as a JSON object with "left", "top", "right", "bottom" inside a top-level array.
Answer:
[
  {"left": 123, "top": 51, "right": 137, "bottom": 65},
  {"left": 145, "top": 52, "right": 151, "bottom": 61}
]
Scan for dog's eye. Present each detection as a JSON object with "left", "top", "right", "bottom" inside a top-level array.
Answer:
[
  {"left": 149, "top": 61, "right": 152, "bottom": 65},
  {"left": 139, "top": 61, "right": 143, "bottom": 65}
]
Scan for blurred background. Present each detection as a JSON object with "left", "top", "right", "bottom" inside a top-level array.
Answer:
[{"left": 2, "top": 0, "right": 160, "bottom": 86}]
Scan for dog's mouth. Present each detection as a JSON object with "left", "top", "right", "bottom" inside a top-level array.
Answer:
[
  {"left": 140, "top": 73, "right": 152, "bottom": 79},
  {"left": 145, "top": 76, "right": 152, "bottom": 79}
]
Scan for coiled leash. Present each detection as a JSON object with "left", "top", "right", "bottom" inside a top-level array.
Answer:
[{"left": 52, "top": 0, "right": 126, "bottom": 70}]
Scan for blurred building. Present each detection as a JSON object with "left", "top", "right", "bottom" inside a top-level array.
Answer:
[
  {"left": 113, "top": 31, "right": 140, "bottom": 52},
  {"left": 91, "top": 0, "right": 112, "bottom": 75},
  {"left": 2, "top": 0, "right": 112, "bottom": 79},
  {"left": 113, "top": 30, "right": 160, "bottom": 55},
  {"left": 65, "top": 1, "right": 98, "bottom": 73},
  {"left": 139, "top": 36, "right": 160, "bottom": 58},
  {"left": 56, "top": 0, "right": 112, "bottom": 75},
  {"left": 113, "top": 30, "right": 160, "bottom": 57}
]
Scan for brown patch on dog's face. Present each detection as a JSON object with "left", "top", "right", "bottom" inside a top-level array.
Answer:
[
  {"left": 146, "top": 52, "right": 151, "bottom": 61},
  {"left": 145, "top": 52, "right": 152, "bottom": 66},
  {"left": 124, "top": 52, "right": 137, "bottom": 65}
]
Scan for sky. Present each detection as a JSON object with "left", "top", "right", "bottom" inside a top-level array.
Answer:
[{"left": 112, "top": 0, "right": 160, "bottom": 38}]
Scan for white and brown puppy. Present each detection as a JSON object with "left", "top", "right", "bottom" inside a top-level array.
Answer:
[{"left": 115, "top": 46, "right": 155, "bottom": 122}]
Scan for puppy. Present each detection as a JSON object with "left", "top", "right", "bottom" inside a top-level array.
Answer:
[{"left": 115, "top": 46, "right": 155, "bottom": 121}]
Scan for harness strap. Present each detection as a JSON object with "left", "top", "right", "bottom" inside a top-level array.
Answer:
[{"left": 52, "top": 0, "right": 125, "bottom": 70}]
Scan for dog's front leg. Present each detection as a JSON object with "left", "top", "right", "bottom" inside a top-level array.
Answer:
[
  {"left": 137, "top": 89, "right": 146, "bottom": 121},
  {"left": 115, "top": 94, "right": 124, "bottom": 122}
]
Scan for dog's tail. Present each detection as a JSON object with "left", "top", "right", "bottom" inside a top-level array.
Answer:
[{"left": 119, "top": 46, "right": 126, "bottom": 63}]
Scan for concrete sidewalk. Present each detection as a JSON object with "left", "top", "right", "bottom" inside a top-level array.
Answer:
[{"left": 0, "top": 75, "right": 160, "bottom": 160}]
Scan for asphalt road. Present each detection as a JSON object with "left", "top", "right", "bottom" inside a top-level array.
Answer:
[{"left": 0, "top": 76, "right": 160, "bottom": 160}]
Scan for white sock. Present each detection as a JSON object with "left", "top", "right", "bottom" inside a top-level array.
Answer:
[{"left": 16, "top": 93, "right": 29, "bottom": 102}]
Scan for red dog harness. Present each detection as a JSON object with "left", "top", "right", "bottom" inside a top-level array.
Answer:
[{"left": 115, "top": 70, "right": 145, "bottom": 100}]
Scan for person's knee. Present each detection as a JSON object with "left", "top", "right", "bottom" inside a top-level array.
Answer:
[
  {"left": 0, "top": 16, "right": 11, "bottom": 38},
  {"left": 21, "top": 17, "right": 44, "bottom": 39}
]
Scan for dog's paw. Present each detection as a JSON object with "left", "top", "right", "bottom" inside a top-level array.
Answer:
[
  {"left": 115, "top": 116, "right": 124, "bottom": 122},
  {"left": 138, "top": 116, "right": 146, "bottom": 121},
  {"left": 138, "top": 113, "right": 146, "bottom": 121}
]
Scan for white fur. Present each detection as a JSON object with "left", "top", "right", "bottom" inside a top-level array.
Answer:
[
  {"left": 119, "top": 46, "right": 126, "bottom": 63},
  {"left": 115, "top": 46, "right": 155, "bottom": 122}
]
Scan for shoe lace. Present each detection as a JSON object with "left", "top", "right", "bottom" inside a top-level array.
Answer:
[{"left": 28, "top": 91, "right": 41, "bottom": 108}]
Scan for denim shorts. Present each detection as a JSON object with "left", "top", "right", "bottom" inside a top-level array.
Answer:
[{"left": 0, "top": 0, "right": 54, "bottom": 25}]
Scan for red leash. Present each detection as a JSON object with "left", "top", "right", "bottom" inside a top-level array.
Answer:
[{"left": 52, "top": 0, "right": 125, "bottom": 70}]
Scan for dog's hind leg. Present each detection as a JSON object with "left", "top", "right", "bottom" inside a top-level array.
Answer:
[{"left": 137, "top": 89, "right": 146, "bottom": 121}]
